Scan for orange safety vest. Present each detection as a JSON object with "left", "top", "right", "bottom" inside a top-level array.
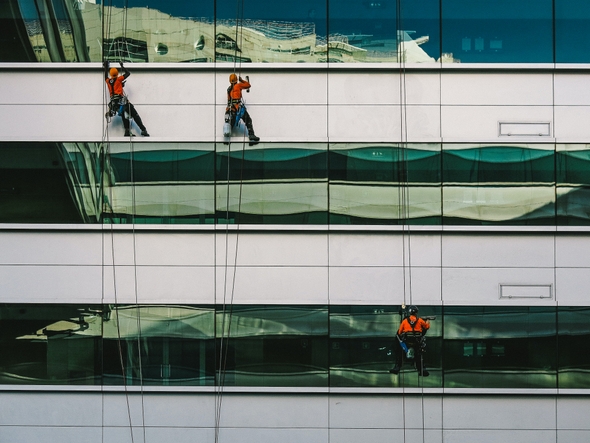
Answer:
[
  {"left": 226, "top": 80, "right": 250, "bottom": 111},
  {"left": 106, "top": 76, "right": 125, "bottom": 97},
  {"left": 397, "top": 315, "right": 430, "bottom": 335}
]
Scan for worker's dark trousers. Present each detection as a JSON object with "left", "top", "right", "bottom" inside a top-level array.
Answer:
[
  {"left": 122, "top": 102, "right": 147, "bottom": 132},
  {"left": 394, "top": 339, "right": 427, "bottom": 374},
  {"left": 230, "top": 108, "right": 256, "bottom": 135}
]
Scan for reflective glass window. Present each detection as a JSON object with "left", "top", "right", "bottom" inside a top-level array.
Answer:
[
  {"left": 216, "top": 0, "right": 327, "bottom": 63},
  {"left": 555, "top": 0, "right": 590, "bottom": 63},
  {"left": 104, "top": 143, "right": 215, "bottom": 224},
  {"left": 329, "top": 143, "right": 441, "bottom": 224},
  {"left": 0, "top": 143, "right": 85, "bottom": 223},
  {"left": 442, "top": 0, "right": 553, "bottom": 63},
  {"left": 558, "top": 307, "right": 590, "bottom": 388},
  {"left": 102, "top": 305, "right": 215, "bottom": 386},
  {"left": 100, "top": 0, "right": 214, "bottom": 63},
  {"left": 216, "top": 143, "right": 328, "bottom": 224},
  {"left": 556, "top": 144, "right": 590, "bottom": 225},
  {"left": 443, "top": 306, "right": 557, "bottom": 388},
  {"left": 216, "top": 305, "right": 328, "bottom": 387},
  {"left": 0, "top": 304, "right": 102, "bottom": 385},
  {"left": 442, "top": 144, "right": 555, "bottom": 225},
  {"left": 327, "top": 0, "right": 440, "bottom": 63},
  {"left": 330, "top": 305, "right": 442, "bottom": 387}
]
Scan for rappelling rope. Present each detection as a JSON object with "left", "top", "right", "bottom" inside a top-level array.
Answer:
[
  {"left": 215, "top": 1, "right": 249, "bottom": 441},
  {"left": 101, "top": 1, "right": 146, "bottom": 442}
]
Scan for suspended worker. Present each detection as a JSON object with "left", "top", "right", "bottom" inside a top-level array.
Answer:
[
  {"left": 389, "top": 305, "right": 430, "bottom": 376},
  {"left": 104, "top": 61, "right": 149, "bottom": 137},
  {"left": 224, "top": 73, "right": 259, "bottom": 145}
]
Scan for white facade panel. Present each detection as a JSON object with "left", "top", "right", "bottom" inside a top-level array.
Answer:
[
  {"left": 132, "top": 72, "right": 215, "bottom": 105},
  {"left": 329, "top": 266, "right": 402, "bottom": 304},
  {"left": 0, "top": 72, "right": 102, "bottom": 105},
  {"left": 555, "top": 268, "right": 590, "bottom": 305},
  {"left": 1, "top": 426, "right": 103, "bottom": 443},
  {"left": 442, "top": 396, "right": 557, "bottom": 429},
  {"left": 443, "top": 430, "right": 557, "bottom": 443},
  {"left": 554, "top": 74, "right": 590, "bottom": 106},
  {"left": 216, "top": 233, "right": 328, "bottom": 266},
  {"left": 0, "top": 392, "right": 102, "bottom": 426},
  {"left": 0, "top": 232, "right": 102, "bottom": 265},
  {"left": 328, "top": 104, "right": 440, "bottom": 142},
  {"left": 235, "top": 72, "right": 328, "bottom": 106},
  {"left": 217, "top": 428, "right": 328, "bottom": 443},
  {"left": 441, "top": 73, "right": 553, "bottom": 106},
  {"left": 441, "top": 105, "right": 554, "bottom": 141},
  {"left": 442, "top": 235, "right": 555, "bottom": 268},
  {"left": 557, "top": 397, "right": 590, "bottom": 430},
  {"left": 133, "top": 233, "right": 215, "bottom": 266},
  {"left": 0, "top": 104, "right": 103, "bottom": 142},
  {"left": 442, "top": 268, "right": 556, "bottom": 305},
  {"left": 328, "top": 72, "right": 440, "bottom": 106},
  {"left": 216, "top": 103, "right": 328, "bottom": 142},
  {"left": 216, "top": 394, "right": 328, "bottom": 428},
  {"left": 554, "top": 106, "right": 590, "bottom": 142},
  {"left": 0, "top": 265, "right": 102, "bottom": 303},
  {"left": 216, "top": 266, "right": 328, "bottom": 304}
]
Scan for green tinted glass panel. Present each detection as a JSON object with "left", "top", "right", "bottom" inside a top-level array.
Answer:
[
  {"left": 0, "top": 304, "right": 102, "bottom": 385},
  {"left": 216, "top": 144, "right": 328, "bottom": 224},
  {"left": 216, "top": 305, "right": 328, "bottom": 387},
  {"left": 329, "top": 305, "right": 442, "bottom": 387},
  {"left": 102, "top": 305, "right": 215, "bottom": 386},
  {"left": 443, "top": 306, "right": 557, "bottom": 389},
  {"left": 558, "top": 307, "right": 590, "bottom": 388}
]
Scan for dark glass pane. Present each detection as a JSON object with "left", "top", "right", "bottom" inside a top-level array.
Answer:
[
  {"left": 216, "top": 144, "right": 328, "bottom": 224},
  {"left": 443, "top": 306, "right": 557, "bottom": 388},
  {"left": 330, "top": 305, "right": 442, "bottom": 387},
  {"left": 328, "top": 0, "right": 440, "bottom": 63},
  {"left": 556, "top": 0, "right": 590, "bottom": 63},
  {"left": 442, "top": 144, "right": 556, "bottom": 225},
  {"left": 558, "top": 307, "right": 590, "bottom": 388},
  {"left": 556, "top": 144, "right": 590, "bottom": 225},
  {"left": 216, "top": 305, "right": 328, "bottom": 387},
  {"left": 216, "top": 0, "right": 327, "bottom": 63},
  {"left": 0, "top": 143, "right": 85, "bottom": 223},
  {"left": 0, "top": 304, "right": 102, "bottom": 384},
  {"left": 442, "top": 0, "right": 553, "bottom": 63},
  {"left": 102, "top": 305, "right": 215, "bottom": 386},
  {"left": 329, "top": 143, "right": 441, "bottom": 225}
]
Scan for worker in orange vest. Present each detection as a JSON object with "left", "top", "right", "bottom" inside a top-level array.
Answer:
[
  {"left": 390, "top": 305, "right": 430, "bottom": 376},
  {"left": 104, "top": 61, "right": 149, "bottom": 137},
  {"left": 225, "top": 73, "right": 259, "bottom": 145}
]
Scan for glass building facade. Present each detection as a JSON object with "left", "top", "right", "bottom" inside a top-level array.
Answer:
[
  {"left": 1, "top": 303, "right": 588, "bottom": 389},
  {"left": 2, "top": 0, "right": 590, "bottom": 63},
  {"left": 3, "top": 141, "right": 590, "bottom": 225}
]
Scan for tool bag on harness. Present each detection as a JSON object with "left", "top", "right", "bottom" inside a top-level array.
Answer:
[{"left": 106, "top": 94, "right": 128, "bottom": 119}]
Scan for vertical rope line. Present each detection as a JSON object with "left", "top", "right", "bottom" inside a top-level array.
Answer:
[
  {"left": 102, "top": 1, "right": 136, "bottom": 442},
  {"left": 215, "top": 2, "right": 246, "bottom": 441}
]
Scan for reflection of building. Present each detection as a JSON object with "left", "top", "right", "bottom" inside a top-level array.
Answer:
[
  {"left": 2, "top": 2, "right": 590, "bottom": 443},
  {"left": 23, "top": 3, "right": 441, "bottom": 63}
]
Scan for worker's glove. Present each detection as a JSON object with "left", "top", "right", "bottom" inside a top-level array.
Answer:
[
  {"left": 119, "top": 61, "right": 125, "bottom": 69},
  {"left": 239, "top": 76, "right": 243, "bottom": 82}
]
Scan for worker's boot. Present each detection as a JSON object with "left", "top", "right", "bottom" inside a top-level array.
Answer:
[{"left": 248, "top": 130, "right": 260, "bottom": 146}]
